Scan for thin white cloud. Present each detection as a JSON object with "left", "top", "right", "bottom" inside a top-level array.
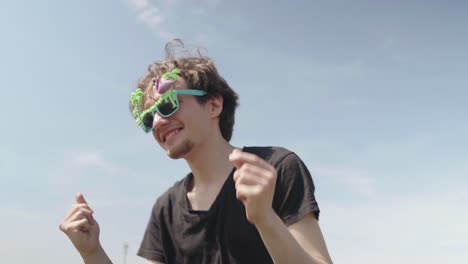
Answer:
[
  {"left": 125, "top": 0, "right": 170, "bottom": 38},
  {"left": 161, "top": 0, "right": 178, "bottom": 5},
  {"left": 90, "top": 197, "right": 151, "bottom": 209},
  {"left": 123, "top": 0, "right": 214, "bottom": 43},
  {"left": 322, "top": 188, "right": 468, "bottom": 264},
  {"left": 191, "top": 8, "right": 206, "bottom": 15},
  {"left": 155, "top": 29, "right": 176, "bottom": 40},
  {"left": 316, "top": 167, "right": 375, "bottom": 196},
  {"left": 45, "top": 150, "right": 125, "bottom": 189},
  {"left": 391, "top": 52, "right": 409, "bottom": 63},
  {"left": 343, "top": 97, "right": 360, "bottom": 107},
  {"left": 202, "top": 0, "right": 220, "bottom": 7},
  {"left": 128, "top": 0, "right": 150, "bottom": 10},
  {"left": 382, "top": 34, "right": 395, "bottom": 50},
  {"left": 1, "top": 206, "right": 41, "bottom": 221},
  {"left": 67, "top": 150, "right": 125, "bottom": 175},
  {"left": 137, "top": 7, "right": 164, "bottom": 26},
  {"left": 381, "top": 34, "right": 409, "bottom": 63},
  {"left": 316, "top": 60, "right": 365, "bottom": 80},
  {"left": 194, "top": 32, "right": 209, "bottom": 45}
]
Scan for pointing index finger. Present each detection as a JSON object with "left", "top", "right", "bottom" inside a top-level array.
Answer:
[{"left": 75, "top": 192, "right": 88, "bottom": 205}]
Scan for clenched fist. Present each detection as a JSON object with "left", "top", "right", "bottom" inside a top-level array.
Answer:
[{"left": 230, "top": 148, "right": 278, "bottom": 226}]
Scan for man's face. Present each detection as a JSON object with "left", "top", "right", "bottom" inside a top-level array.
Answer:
[{"left": 147, "top": 77, "right": 212, "bottom": 159}]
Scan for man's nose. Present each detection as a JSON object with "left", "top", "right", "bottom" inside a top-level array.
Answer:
[{"left": 152, "top": 113, "right": 170, "bottom": 129}]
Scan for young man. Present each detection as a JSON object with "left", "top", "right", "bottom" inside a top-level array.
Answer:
[{"left": 59, "top": 40, "right": 333, "bottom": 264}]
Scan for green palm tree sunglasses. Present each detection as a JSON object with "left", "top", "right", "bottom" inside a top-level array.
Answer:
[{"left": 132, "top": 87, "right": 207, "bottom": 133}]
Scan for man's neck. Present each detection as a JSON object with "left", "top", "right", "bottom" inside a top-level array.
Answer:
[{"left": 185, "top": 137, "right": 238, "bottom": 188}]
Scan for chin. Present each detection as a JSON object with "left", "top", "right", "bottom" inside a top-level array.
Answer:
[{"left": 166, "top": 140, "right": 194, "bottom": 159}]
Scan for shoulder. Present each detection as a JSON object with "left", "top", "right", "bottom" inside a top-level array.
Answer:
[
  {"left": 243, "top": 146, "right": 299, "bottom": 167},
  {"left": 151, "top": 174, "right": 190, "bottom": 215}
]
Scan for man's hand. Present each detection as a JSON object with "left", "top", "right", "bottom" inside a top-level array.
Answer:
[
  {"left": 59, "top": 193, "right": 101, "bottom": 258},
  {"left": 229, "top": 148, "right": 277, "bottom": 226},
  {"left": 230, "top": 149, "right": 333, "bottom": 263}
]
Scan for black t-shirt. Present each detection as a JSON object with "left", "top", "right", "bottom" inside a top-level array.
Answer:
[{"left": 137, "top": 146, "right": 320, "bottom": 264}]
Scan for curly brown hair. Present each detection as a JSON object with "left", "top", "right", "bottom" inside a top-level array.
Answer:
[{"left": 130, "top": 39, "right": 239, "bottom": 142}]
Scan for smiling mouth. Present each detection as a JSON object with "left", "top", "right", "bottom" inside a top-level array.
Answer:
[{"left": 163, "top": 128, "right": 182, "bottom": 143}]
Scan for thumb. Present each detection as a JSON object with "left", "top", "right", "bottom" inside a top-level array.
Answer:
[
  {"left": 75, "top": 192, "right": 88, "bottom": 204},
  {"left": 229, "top": 148, "right": 244, "bottom": 169}
]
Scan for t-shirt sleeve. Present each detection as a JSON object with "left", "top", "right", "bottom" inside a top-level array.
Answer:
[
  {"left": 273, "top": 152, "right": 320, "bottom": 226},
  {"left": 137, "top": 200, "right": 166, "bottom": 263}
]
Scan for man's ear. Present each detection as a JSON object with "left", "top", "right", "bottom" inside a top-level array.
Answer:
[{"left": 208, "top": 95, "right": 223, "bottom": 118}]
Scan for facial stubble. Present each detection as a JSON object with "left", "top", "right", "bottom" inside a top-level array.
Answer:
[{"left": 166, "top": 138, "right": 194, "bottom": 159}]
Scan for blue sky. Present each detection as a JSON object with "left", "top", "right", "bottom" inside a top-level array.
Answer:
[{"left": 1, "top": 0, "right": 467, "bottom": 263}]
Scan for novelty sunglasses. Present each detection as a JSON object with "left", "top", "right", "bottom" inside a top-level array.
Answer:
[{"left": 137, "top": 88, "right": 206, "bottom": 133}]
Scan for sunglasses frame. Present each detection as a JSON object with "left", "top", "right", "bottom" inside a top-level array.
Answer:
[{"left": 139, "top": 88, "right": 207, "bottom": 133}]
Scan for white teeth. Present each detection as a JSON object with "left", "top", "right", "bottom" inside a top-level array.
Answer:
[{"left": 165, "top": 129, "right": 179, "bottom": 141}]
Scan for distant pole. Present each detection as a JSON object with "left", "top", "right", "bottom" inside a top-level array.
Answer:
[{"left": 123, "top": 242, "right": 129, "bottom": 264}]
